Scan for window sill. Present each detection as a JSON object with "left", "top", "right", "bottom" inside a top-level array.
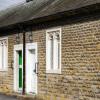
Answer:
[
  {"left": 0, "top": 69, "right": 8, "bottom": 72},
  {"left": 46, "top": 70, "right": 61, "bottom": 74}
]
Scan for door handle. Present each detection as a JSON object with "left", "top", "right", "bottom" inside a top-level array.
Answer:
[
  {"left": 33, "top": 68, "right": 36, "bottom": 73},
  {"left": 34, "top": 62, "right": 38, "bottom": 74},
  {"left": 34, "top": 65, "right": 36, "bottom": 73}
]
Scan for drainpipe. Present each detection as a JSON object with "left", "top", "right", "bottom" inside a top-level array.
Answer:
[{"left": 22, "top": 30, "right": 26, "bottom": 95}]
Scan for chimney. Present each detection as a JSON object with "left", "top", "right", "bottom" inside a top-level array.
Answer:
[{"left": 26, "top": 0, "right": 33, "bottom": 3}]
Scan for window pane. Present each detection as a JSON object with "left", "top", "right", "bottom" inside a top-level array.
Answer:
[
  {"left": 47, "top": 40, "right": 50, "bottom": 70},
  {"left": 50, "top": 35, "right": 53, "bottom": 69},
  {"left": 3, "top": 45, "right": 7, "bottom": 69},
  {"left": 19, "top": 51, "right": 22, "bottom": 65},
  {"left": 0, "top": 45, "right": 2, "bottom": 69},
  {"left": 18, "top": 51, "right": 22, "bottom": 88},
  {"left": 53, "top": 34, "right": 60, "bottom": 70},
  {"left": 47, "top": 35, "right": 53, "bottom": 70},
  {"left": 58, "top": 41, "right": 60, "bottom": 69},
  {"left": 19, "top": 67, "right": 22, "bottom": 88}
]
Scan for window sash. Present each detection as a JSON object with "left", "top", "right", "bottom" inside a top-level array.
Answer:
[
  {"left": 0, "top": 38, "right": 8, "bottom": 71},
  {"left": 46, "top": 36, "right": 53, "bottom": 70},
  {"left": 46, "top": 28, "right": 61, "bottom": 73},
  {"left": 53, "top": 36, "right": 60, "bottom": 70},
  {"left": 50, "top": 37, "right": 53, "bottom": 69}
]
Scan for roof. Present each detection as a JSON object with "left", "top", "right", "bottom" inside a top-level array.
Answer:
[{"left": 0, "top": 0, "right": 100, "bottom": 29}]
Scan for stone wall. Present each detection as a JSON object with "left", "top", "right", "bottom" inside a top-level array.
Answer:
[
  {"left": 0, "top": 18, "right": 100, "bottom": 100},
  {"left": 61, "top": 20, "right": 100, "bottom": 100},
  {"left": 37, "top": 19, "right": 100, "bottom": 100},
  {"left": 0, "top": 35, "right": 15, "bottom": 93}
]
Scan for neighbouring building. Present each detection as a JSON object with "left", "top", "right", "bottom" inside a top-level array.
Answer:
[{"left": 0, "top": 0, "right": 100, "bottom": 100}]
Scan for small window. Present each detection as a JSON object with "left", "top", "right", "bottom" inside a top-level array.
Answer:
[
  {"left": 46, "top": 28, "right": 61, "bottom": 74},
  {"left": 0, "top": 38, "right": 8, "bottom": 71}
]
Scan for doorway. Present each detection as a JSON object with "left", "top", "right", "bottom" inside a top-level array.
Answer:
[
  {"left": 14, "top": 43, "right": 38, "bottom": 94},
  {"left": 26, "top": 43, "right": 38, "bottom": 94},
  {"left": 14, "top": 44, "right": 23, "bottom": 92}
]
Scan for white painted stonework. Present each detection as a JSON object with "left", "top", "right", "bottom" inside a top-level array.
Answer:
[
  {"left": 14, "top": 44, "right": 23, "bottom": 92},
  {"left": 14, "top": 43, "right": 38, "bottom": 94}
]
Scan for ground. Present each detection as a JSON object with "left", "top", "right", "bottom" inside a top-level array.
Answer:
[{"left": 0, "top": 94, "right": 17, "bottom": 100}]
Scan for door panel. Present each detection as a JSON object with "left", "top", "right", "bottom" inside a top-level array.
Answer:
[
  {"left": 19, "top": 68, "right": 22, "bottom": 88},
  {"left": 26, "top": 43, "right": 37, "bottom": 94},
  {"left": 19, "top": 51, "right": 22, "bottom": 65},
  {"left": 18, "top": 51, "right": 23, "bottom": 89},
  {"left": 30, "top": 49, "right": 36, "bottom": 93}
]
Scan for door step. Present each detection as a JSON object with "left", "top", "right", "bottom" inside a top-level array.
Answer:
[
  {"left": 0, "top": 92, "right": 43, "bottom": 100},
  {"left": 17, "top": 94, "right": 43, "bottom": 100}
]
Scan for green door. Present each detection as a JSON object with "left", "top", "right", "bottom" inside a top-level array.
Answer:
[{"left": 18, "top": 51, "right": 22, "bottom": 89}]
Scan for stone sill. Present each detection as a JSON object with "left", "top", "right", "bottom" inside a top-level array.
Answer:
[
  {"left": 0, "top": 69, "right": 8, "bottom": 72},
  {"left": 46, "top": 70, "right": 61, "bottom": 74}
]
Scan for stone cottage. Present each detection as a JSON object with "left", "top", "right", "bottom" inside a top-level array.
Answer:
[{"left": 0, "top": 0, "right": 100, "bottom": 100}]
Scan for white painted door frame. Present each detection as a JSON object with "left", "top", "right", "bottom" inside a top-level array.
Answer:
[
  {"left": 14, "top": 44, "right": 23, "bottom": 92},
  {"left": 26, "top": 43, "right": 38, "bottom": 94},
  {"left": 14, "top": 43, "right": 38, "bottom": 94}
]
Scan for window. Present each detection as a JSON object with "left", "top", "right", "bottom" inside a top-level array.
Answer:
[
  {"left": 0, "top": 38, "right": 8, "bottom": 71},
  {"left": 46, "top": 28, "right": 61, "bottom": 73}
]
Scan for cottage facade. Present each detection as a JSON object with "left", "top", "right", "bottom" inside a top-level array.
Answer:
[{"left": 0, "top": 0, "right": 100, "bottom": 100}]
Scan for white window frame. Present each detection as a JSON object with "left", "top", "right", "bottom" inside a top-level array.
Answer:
[
  {"left": 46, "top": 27, "right": 61, "bottom": 74},
  {"left": 0, "top": 37, "right": 8, "bottom": 71}
]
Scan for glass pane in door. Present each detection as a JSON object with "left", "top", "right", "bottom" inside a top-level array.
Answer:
[{"left": 18, "top": 51, "right": 22, "bottom": 89}]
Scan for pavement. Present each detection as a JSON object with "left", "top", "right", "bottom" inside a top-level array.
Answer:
[{"left": 0, "top": 94, "right": 17, "bottom": 100}]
